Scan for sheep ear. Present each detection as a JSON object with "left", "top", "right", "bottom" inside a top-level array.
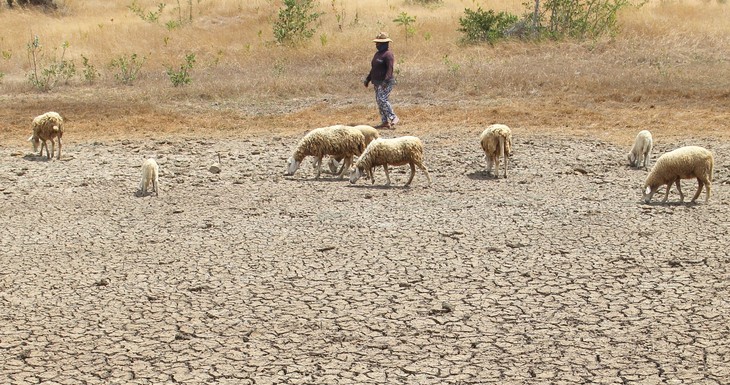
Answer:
[
  {"left": 28, "top": 135, "right": 33, "bottom": 141},
  {"left": 644, "top": 186, "right": 651, "bottom": 194}
]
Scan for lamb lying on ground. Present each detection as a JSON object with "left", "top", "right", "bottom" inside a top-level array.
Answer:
[
  {"left": 139, "top": 158, "right": 160, "bottom": 196},
  {"left": 643, "top": 145, "right": 713, "bottom": 204},
  {"left": 285, "top": 125, "right": 366, "bottom": 179},
  {"left": 349, "top": 136, "right": 431, "bottom": 187},
  {"left": 628, "top": 130, "right": 653, "bottom": 169},
  {"left": 480, "top": 124, "right": 512, "bottom": 178},
  {"left": 28, "top": 111, "right": 64, "bottom": 160},
  {"left": 328, "top": 125, "right": 380, "bottom": 174}
]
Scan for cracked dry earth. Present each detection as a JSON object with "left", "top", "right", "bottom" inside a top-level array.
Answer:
[{"left": 1, "top": 131, "right": 729, "bottom": 385}]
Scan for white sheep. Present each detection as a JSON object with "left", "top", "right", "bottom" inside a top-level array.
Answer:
[
  {"left": 628, "top": 130, "right": 653, "bottom": 169},
  {"left": 285, "top": 125, "right": 366, "bottom": 179},
  {"left": 28, "top": 111, "right": 64, "bottom": 160},
  {"left": 349, "top": 136, "right": 432, "bottom": 187},
  {"left": 328, "top": 124, "right": 381, "bottom": 174},
  {"left": 139, "top": 158, "right": 160, "bottom": 196},
  {"left": 643, "top": 145, "right": 713, "bottom": 204},
  {"left": 480, "top": 124, "right": 513, "bottom": 178}
]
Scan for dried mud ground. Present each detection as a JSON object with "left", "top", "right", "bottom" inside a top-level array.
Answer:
[{"left": 1, "top": 130, "right": 729, "bottom": 385}]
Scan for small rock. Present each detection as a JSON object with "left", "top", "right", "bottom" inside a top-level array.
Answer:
[{"left": 209, "top": 164, "right": 221, "bottom": 174}]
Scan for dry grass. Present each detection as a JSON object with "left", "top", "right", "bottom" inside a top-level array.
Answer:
[{"left": 0, "top": 0, "right": 728, "bottom": 146}]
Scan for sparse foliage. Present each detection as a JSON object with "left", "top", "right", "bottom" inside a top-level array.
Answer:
[
  {"left": 111, "top": 53, "right": 146, "bottom": 85},
  {"left": 166, "top": 53, "right": 196, "bottom": 86},
  {"left": 458, "top": 7, "right": 518, "bottom": 45},
  {"left": 81, "top": 54, "right": 100, "bottom": 84},
  {"left": 393, "top": 12, "right": 417, "bottom": 42},
  {"left": 7, "top": 0, "right": 57, "bottom": 9},
  {"left": 538, "top": 0, "right": 633, "bottom": 39},
  {"left": 128, "top": 1, "right": 166, "bottom": 23},
  {"left": 26, "top": 36, "right": 76, "bottom": 91},
  {"left": 272, "top": 0, "right": 323, "bottom": 46}
]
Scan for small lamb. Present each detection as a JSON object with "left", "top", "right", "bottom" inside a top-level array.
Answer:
[
  {"left": 628, "top": 130, "right": 653, "bottom": 169},
  {"left": 28, "top": 111, "right": 64, "bottom": 160},
  {"left": 480, "top": 124, "right": 513, "bottom": 178},
  {"left": 643, "top": 145, "right": 713, "bottom": 204},
  {"left": 139, "top": 158, "right": 160, "bottom": 196},
  {"left": 349, "top": 136, "right": 431, "bottom": 187}
]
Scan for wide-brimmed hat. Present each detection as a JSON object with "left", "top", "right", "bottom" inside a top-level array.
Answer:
[{"left": 373, "top": 32, "right": 393, "bottom": 43}]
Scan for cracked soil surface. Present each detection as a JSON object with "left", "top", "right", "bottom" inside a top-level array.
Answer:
[{"left": 1, "top": 129, "right": 729, "bottom": 384}]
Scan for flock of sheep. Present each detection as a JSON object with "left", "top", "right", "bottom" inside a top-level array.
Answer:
[{"left": 27, "top": 111, "right": 714, "bottom": 203}]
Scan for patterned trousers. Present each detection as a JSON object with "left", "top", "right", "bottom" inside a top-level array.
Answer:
[{"left": 374, "top": 81, "right": 397, "bottom": 124}]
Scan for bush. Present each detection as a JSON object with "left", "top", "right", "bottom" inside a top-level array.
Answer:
[
  {"left": 7, "top": 0, "right": 57, "bottom": 9},
  {"left": 539, "top": 0, "right": 632, "bottom": 39},
  {"left": 166, "top": 53, "right": 195, "bottom": 87},
  {"left": 111, "top": 53, "right": 146, "bottom": 85},
  {"left": 273, "top": 0, "right": 323, "bottom": 46},
  {"left": 458, "top": 7, "right": 519, "bottom": 45},
  {"left": 26, "top": 37, "right": 76, "bottom": 91}
]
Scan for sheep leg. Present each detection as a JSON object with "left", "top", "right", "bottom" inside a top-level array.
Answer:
[
  {"left": 56, "top": 135, "right": 62, "bottom": 160},
  {"left": 503, "top": 153, "right": 509, "bottom": 178},
  {"left": 485, "top": 155, "right": 493, "bottom": 176},
  {"left": 314, "top": 157, "right": 323, "bottom": 178},
  {"left": 691, "top": 178, "right": 704, "bottom": 203},
  {"left": 338, "top": 156, "right": 352, "bottom": 179},
  {"left": 368, "top": 167, "right": 375, "bottom": 184},
  {"left": 675, "top": 179, "right": 684, "bottom": 202},
  {"left": 40, "top": 140, "right": 48, "bottom": 158},
  {"left": 383, "top": 164, "right": 392, "bottom": 186},
  {"left": 404, "top": 163, "right": 416, "bottom": 187},
  {"left": 417, "top": 162, "right": 432, "bottom": 186},
  {"left": 662, "top": 182, "right": 672, "bottom": 203},
  {"left": 153, "top": 176, "right": 159, "bottom": 196}
]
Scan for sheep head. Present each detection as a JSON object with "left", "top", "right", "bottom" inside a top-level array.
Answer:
[
  {"left": 285, "top": 157, "right": 300, "bottom": 176},
  {"left": 28, "top": 135, "right": 40, "bottom": 152},
  {"left": 349, "top": 166, "right": 364, "bottom": 184},
  {"left": 643, "top": 184, "right": 659, "bottom": 203}
]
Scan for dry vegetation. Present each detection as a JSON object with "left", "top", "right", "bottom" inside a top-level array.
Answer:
[{"left": 0, "top": 0, "right": 728, "bottom": 145}]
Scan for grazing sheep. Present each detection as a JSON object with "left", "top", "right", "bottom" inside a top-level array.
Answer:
[
  {"left": 628, "top": 130, "right": 653, "bottom": 169},
  {"left": 139, "top": 158, "right": 160, "bottom": 196},
  {"left": 285, "top": 125, "right": 366, "bottom": 179},
  {"left": 349, "top": 136, "right": 431, "bottom": 187},
  {"left": 480, "top": 124, "right": 513, "bottom": 178},
  {"left": 28, "top": 111, "right": 64, "bottom": 160},
  {"left": 328, "top": 124, "right": 381, "bottom": 174},
  {"left": 643, "top": 145, "right": 713, "bottom": 204}
]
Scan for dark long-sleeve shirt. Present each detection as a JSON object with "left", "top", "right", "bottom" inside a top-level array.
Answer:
[{"left": 366, "top": 49, "right": 395, "bottom": 85}]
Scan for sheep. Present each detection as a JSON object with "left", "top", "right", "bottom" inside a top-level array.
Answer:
[
  {"left": 349, "top": 136, "right": 432, "bottom": 187},
  {"left": 139, "top": 158, "right": 160, "bottom": 196},
  {"left": 328, "top": 124, "right": 381, "bottom": 174},
  {"left": 285, "top": 125, "right": 366, "bottom": 179},
  {"left": 28, "top": 111, "right": 64, "bottom": 160},
  {"left": 480, "top": 124, "right": 513, "bottom": 178},
  {"left": 643, "top": 145, "right": 713, "bottom": 204},
  {"left": 628, "top": 130, "right": 653, "bottom": 169}
]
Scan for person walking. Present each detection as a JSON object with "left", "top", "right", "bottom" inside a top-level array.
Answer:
[{"left": 364, "top": 32, "right": 399, "bottom": 129}]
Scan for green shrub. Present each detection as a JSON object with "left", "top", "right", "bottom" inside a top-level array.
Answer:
[
  {"left": 458, "top": 7, "right": 518, "bottom": 45},
  {"left": 538, "top": 0, "right": 632, "bottom": 39},
  {"left": 26, "top": 37, "right": 76, "bottom": 91},
  {"left": 81, "top": 54, "right": 100, "bottom": 84},
  {"left": 393, "top": 12, "right": 417, "bottom": 42},
  {"left": 272, "top": 0, "right": 323, "bottom": 46},
  {"left": 166, "top": 53, "right": 195, "bottom": 87},
  {"left": 111, "top": 53, "right": 146, "bottom": 85}
]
